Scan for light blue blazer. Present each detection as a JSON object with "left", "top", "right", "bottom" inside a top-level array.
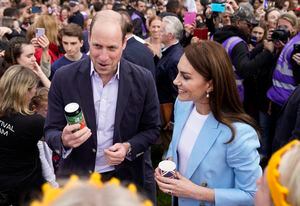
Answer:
[{"left": 166, "top": 100, "right": 262, "bottom": 206}]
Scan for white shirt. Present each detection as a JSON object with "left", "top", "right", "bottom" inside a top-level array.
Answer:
[{"left": 177, "top": 106, "right": 209, "bottom": 174}]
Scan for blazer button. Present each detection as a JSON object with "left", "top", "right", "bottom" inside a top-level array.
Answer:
[
  {"left": 88, "top": 170, "right": 93, "bottom": 174},
  {"left": 92, "top": 148, "right": 96, "bottom": 153}
]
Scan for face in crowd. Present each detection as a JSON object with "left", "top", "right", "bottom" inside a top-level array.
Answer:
[
  {"left": 149, "top": 18, "right": 162, "bottom": 39},
  {"left": 62, "top": 36, "right": 83, "bottom": 59},
  {"left": 17, "top": 44, "right": 36, "bottom": 70},
  {"left": 89, "top": 11, "right": 127, "bottom": 84},
  {"left": 251, "top": 26, "right": 265, "bottom": 42}
]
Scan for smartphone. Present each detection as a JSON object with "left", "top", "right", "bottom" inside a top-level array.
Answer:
[
  {"left": 184, "top": 12, "right": 197, "bottom": 25},
  {"left": 193, "top": 27, "right": 208, "bottom": 40},
  {"left": 35, "top": 28, "right": 45, "bottom": 38},
  {"left": 211, "top": 3, "right": 226, "bottom": 13},
  {"left": 31, "top": 6, "right": 42, "bottom": 14},
  {"left": 294, "top": 44, "right": 300, "bottom": 53}
]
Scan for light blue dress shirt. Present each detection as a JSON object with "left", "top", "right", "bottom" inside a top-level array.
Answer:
[{"left": 90, "top": 62, "right": 119, "bottom": 173}]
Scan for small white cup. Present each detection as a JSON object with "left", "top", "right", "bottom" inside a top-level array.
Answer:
[{"left": 158, "top": 160, "right": 176, "bottom": 178}]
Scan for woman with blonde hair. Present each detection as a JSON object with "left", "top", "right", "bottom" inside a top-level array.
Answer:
[
  {"left": 0, "top": 65, "right": 45, "bottom": 205},
  {"left": 27, "top": 14, "right": 62, "bottom": 65},
  {"left": 255, "top": 140, "right": 300, "bottom": 206},
  {"left": 145, "top": 16, "right": 163, "bottom": 59}
]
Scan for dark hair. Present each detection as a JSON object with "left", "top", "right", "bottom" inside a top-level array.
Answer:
[
  {"left": 184, "top": 41, "right": 259, "bottom": 142},
  {"left": 3, "top": 7, "right": 19, "bottom": 18},
  {"left": 166, "top": 0, "right": 180, "bottom": 13},
  {"left": 60, "top": 23, "right": 83, "bottom": 41},
  {"left": 3, "top": 37, "right": 30, "bottom": 70},
  {"left": 93, "top": 2, "right": 103, "bottom": 11},
  {"left": 135, "top": 0, "right": 146, "bottom": 6},
  {"left": 119, "top": 11, "right": 134, "bottom": 33}
]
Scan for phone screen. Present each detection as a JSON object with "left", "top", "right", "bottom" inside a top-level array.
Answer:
[
  {"left": 31, "top": 6, "right": 42, "bottom": 14},
  {"left": 35, "top": 28, "right": 45, "bottom": 38},
  {"left": 211, "top": 3, "right": 226, "bottom": 13},
  {"left": 184, "top": 12, "right": 197, "bottom": 25}
]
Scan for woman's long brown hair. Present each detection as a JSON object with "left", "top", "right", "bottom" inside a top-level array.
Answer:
[{"left": 184, "top": 41, "right": 259, "bottom": 143}]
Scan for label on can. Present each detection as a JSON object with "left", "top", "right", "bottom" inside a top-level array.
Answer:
[{"left": 64, "top": 103, "right": 86, "bottom": 129}]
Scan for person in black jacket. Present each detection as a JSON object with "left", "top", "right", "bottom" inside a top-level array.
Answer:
[
  {"left": 68, "top": 0, "right": 84, "bottom": 28},
  {"left": 272, "top": 86, "right": 300, "bottom": 153},
  {"left": 0, "top": 65, "right": 45, "bottom": 205}
]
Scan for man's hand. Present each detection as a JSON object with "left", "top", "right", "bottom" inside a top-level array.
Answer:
[
  {"left": 61, "top": 124, "right": 92, "bottom": 148},
  {"left": 104, "top": 143, "right": 130, "bottom": 166}
]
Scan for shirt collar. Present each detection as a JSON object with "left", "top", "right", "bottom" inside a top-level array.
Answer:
[
  {"left": 90, "top": 61, "right": 120, "bottom": 80},
  {"left": 161, "top": 40, "right": 179, "bottom": 53}
]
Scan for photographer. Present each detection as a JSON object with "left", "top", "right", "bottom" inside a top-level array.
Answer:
[
  {"left": 212, "top": 5, "right": 274, "bottom": 100},
  {"left": 267, "top": 12, "right": 299, "bottom": 111},
  {"left": 265, "top": 12, "right": 300, "bottom": 159}
]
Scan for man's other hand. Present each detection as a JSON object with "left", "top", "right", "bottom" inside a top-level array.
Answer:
[{"left": 104, "top": 143, "right": 130, "bottom": 165}]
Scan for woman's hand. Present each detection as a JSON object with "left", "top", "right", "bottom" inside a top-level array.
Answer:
[
  {"left": 184, "top": 23, "right": 195, "bottom": 37},
  {"left": 37, "top": 35, "right": 50, "bottom": 51},
  {"left": 31, "top": 35, "right": 49, "bottom": 50},
  {"left": 293, "top": 53, "right": 300, "bottom": 65},
  {"left": 155, "top": 168, "right": 198, "bottom": 198},
  {"left": 32, "top": 62, "right": 51, "bottom": 88}
]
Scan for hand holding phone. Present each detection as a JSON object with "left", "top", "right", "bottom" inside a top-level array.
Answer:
[{"left": 35, "top": 28, "right": 45, "bottom": 38}]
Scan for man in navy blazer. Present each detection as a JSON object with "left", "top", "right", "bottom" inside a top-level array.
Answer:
[{"left": 44, "top": 10, "right": 160, "bottom": 196}]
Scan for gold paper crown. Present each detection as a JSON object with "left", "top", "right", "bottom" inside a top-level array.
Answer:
[
  {"left": 267, "top": 140, "right": 300, "bottom": 206},
  {"left": 30, "top": 173, "right": 153, "bottom": 206}
]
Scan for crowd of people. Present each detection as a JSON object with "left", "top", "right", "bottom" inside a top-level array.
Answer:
[{"left": 0, "top": 0, "right": 300, "bottom": 205}]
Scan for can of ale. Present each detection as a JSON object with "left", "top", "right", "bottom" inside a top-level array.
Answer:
[{"left": 64, "top": 102, "right": 85, "bottom": 129}]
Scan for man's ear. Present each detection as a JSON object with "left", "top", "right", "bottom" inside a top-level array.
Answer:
[{"left": 122, "top": 36, "right": 127, "bottom": 50}]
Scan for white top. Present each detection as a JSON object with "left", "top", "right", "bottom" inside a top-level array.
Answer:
[{"left": 177, "top": 106, "right": 209, "bottom": 174}]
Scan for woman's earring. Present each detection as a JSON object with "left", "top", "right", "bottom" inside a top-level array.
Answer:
[{"left": 206, "top": 91, "right": 209, "bottom": 98}]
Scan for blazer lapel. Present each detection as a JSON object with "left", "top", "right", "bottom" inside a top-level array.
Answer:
[
  {"left": 185, "top": 114, "right": 221, "bottom": 179},
  {"left": 114, "top": 59, "right": 132, "bottom": 142},
  {"left": 172, "top": 102, "right": 194, "bottom": 166},
  {"left": 77, "top": 57, "right": 97, "bottom": 146}
]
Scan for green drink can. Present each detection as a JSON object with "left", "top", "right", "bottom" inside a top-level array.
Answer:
[{"left": 64, "top": 102, "right": 85, "bottom": 129}]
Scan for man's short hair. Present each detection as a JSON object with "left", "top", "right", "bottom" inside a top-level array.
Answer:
[
  {"left": 60, "top": 23, "right": 83, "bottom": 41},
  {"left": 89, "top": 10, "right": 127, "bottom": 42},
  {"left": 166, "top": 0, "right": 180, "bottom": 13},
  {"left": 162, "top": 15, "right": 183, "bottom": 40},
  {"left": 119, "top": 11, "right": 134, "bottom": 33}
]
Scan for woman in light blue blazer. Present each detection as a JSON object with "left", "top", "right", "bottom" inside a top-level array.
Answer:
[{"left": 155, "top": 41, "right": 262, "bottom": 206}]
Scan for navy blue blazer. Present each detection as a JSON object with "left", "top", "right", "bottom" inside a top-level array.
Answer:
[
  {"left": 123, "top": 36, "right": 156, "bottom": 78},
  {"left": 44, "top": 57, "right": 161, "bottom": 187},
  {"left": 156, "top": 42, "right": 183, "bottom": 104},
  {"left": 272, "top": 86, "right": 300, "bottom": 153}
]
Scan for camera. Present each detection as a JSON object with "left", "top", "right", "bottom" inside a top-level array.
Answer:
[{"left": 271, "top": 29, "right": 291, "bottom": 43}]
